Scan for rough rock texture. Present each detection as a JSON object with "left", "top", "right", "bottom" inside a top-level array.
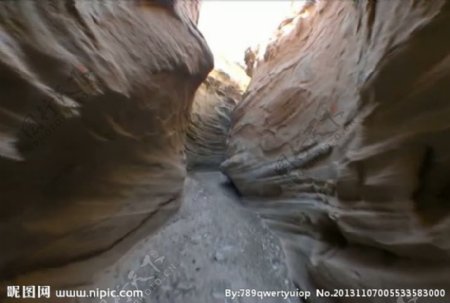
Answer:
[
  {"left": 186, "top": 69, "right": 244, "bottom": 170},
  {"left": 223, "top": 1, "right": 450, "bottom": 302},
  {"left": 0, "top": 0, "right": 212, "bottom": 292}
]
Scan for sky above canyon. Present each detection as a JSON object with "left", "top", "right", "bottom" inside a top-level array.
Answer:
[{"left": 198, "top": 1, "right": 305, "bottom": 66}]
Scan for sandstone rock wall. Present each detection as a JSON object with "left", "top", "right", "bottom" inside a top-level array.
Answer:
[
  {"left": 0, "top": 0, "right": 212, "bottom": 291},
  {"left": 186, "top": 69, "right": 244, "bottom": 170},
  {"left": 223, "top": 1, "right": 450, "bottom": 301}
]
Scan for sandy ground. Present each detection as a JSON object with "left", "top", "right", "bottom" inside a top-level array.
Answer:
[{"left": 92, "top": 171, "right": 299, "bottom": 303}]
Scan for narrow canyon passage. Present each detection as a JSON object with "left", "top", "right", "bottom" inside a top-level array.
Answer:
[
  {"left": 1, "top": 1, "right": 450, "bottom": 303},
  {"left": 94, "top": 171, "right": 298, "bottom": 303}
]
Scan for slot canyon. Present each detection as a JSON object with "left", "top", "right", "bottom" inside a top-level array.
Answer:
[{"left": 0, "top": 1, "right": 449, "bottom": 303}]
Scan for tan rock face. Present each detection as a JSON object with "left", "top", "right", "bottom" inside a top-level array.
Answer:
[
  {"left": 0, "top": 0, "right": 212, "bottom": 289},
  {"left": 186, "top": 69, "right": 244, "bottom": 170},
  {"left": 223, "top": 0, "right": 450, "bottom": 301}
]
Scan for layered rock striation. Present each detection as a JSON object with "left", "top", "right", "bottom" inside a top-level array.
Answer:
[
  {"left": 223, "top": 1, "right": 450, "bottom": 301},
  {"left": 0, "top": 0, "right": 212, "bottom": 291},
  {"left": 186, "top": 68, "right": 245, "bottom": 170}
]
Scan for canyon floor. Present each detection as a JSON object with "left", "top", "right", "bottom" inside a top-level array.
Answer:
[{"left": 96, "top": 171, "right": 299, "bottom": 303}]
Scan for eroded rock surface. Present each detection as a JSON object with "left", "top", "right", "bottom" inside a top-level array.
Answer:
[
  {"left": 186, "top": 68, "right": 245, "bottom": 170},
  {"left": 0, "top": 0, "right": 212, "bottom": 291},
  {"left": 223, "top": 1, "right": 450, "bottom": 301}
]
